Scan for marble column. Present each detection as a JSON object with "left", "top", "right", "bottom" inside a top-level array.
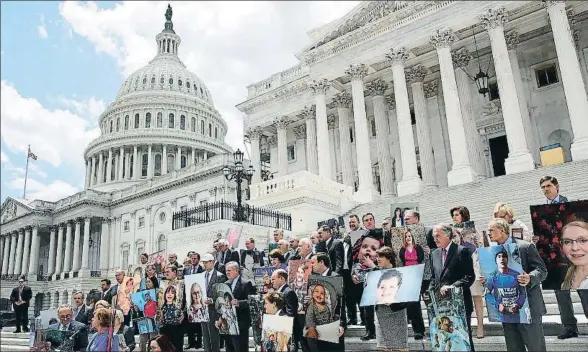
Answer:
[
  {"left": 302, "top": 105, "right": 319, "bottom": 174},
  {"left": 106, "top": 149, "right": 113, "bottom": 183},
  {"left": 14, "top": 229, "right": 24, "bottom": 275},
  {"left": 113, "top": 154, "right": 118, "bottom": 181},
  {"left": 386, "top": 49, "right": 423, "bottom": 196},
  {"left": 118, "top": 147, "right": 125, "bottom": 180},
  {"left": 54, "top": 225, "right": 64, "bottom": 278},
  {"left": 21, "top": 227, "right": 31, "bottom": 275},
  {"left": 133, "top": 146, "right": 139, "bottom": 179},
  {"left": 451, "top": 47, "right": 487, "bottom": 178},
  {"left": 85, "top": 160, "right": 91, "bottom": 188},
  {"left": 424, "top": 80, "right": 450, "bottom": 186},
  {"left": 176, "top": 146, "right": 181, "bottom": 170},
  {"left": 333, "top": 92, "right": 355, "bottom": 187},
  {"left": 90, "top": 156, "right": 96, "bottom": 186},
  {"left": 247, "top": 128, "right": 262, "bottom": 183},
  {"left": 505, "top": 30, "right": 540, "bottom": 164},
  {"left": 100, "top": 218, "right": 110, "bottom": 272},
  {"left": 310, "top": 79, "right": 332, "bottom": 180},
  {"left": 46, "top": 227, "right": 56, "bottom": 277},
  {"left": 148, "top": 145, "right": 153, "bottom": 178},
  {"left": 293, "top": 125, "right": 307, "bottom": 168},
  {"left": 8, "top": 233, "right": 17, "bottom": 275},
  {"left": 63, "top": 222, "right": 73, "bottom": 274},
  {"left": 124, "top": 151, "right": 130, "bottom": 179},
  {"left": 27, "top": 226, "right": 40, "bottom": 276},
  {"left": 366, "top": 79, "right": 396, "bottom": 195},
  {"left": 81, "top": 217, "right": 91, "bottom": 270},
  {"left": 545, "top": 1, "right": 588, "bottom": 160},
  {"left": 481, "top": 7, "right": 535, "bottom": 173},
  {"left": 386, "top": 96, "right": 403, "bottom": 186},
  {"left": 406, "top": 65, "right": 438, "bottom": 187},
  {"left": 275, "top": 116, "right": 290, "bottom": 177},
  {"left": 345, "top": 64, "right": 377, "bottom": 200},
  {"left": 97, "top": 153, "right": 104, "bottom": 184},
  {"left": 162, "top": 145, "right": 168, "bottom": 174},
  {"left": 72, "top": 220, "right": 82, "bottom": 272},
  {"left": 0, "top": 237, "right": 3, "bottom": 273},
  {"left": 327, "top": 115, "right": 338, "bottom": 181},
  {"left": 430, "top": 29, "right": 475, "bottom": 185},
  {"left": 268, "top": 136, "right": 278, "bottom": 174},
  {"left": 2, "top": 235, "right": 11, "bottom": 275}
]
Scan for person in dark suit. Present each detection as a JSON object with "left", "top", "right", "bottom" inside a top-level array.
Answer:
[
  {"left": 10, "top": 277, "right": 33, "bottom": 333},
  {"left": 222, "top": 261, "right": 256, "bottom": 352},
  {"left": 216, "top": 240, "right": 240, "bottom": 274},
  {"left": 482, "top": 218, "right": 548, "bottom": 351},
  {"left": 240, "top": 238, "right": 265, "bottom": 278},
  {"left": 308, "top": 252, "right": 346, "bottom": 351},
  {"left": 272, "top": 269, "right": 301, "bottom": 351},
  {"left": 72, "top": 291, "right": 89, "bottom": 325},
  {"left": 429, "top": 224, "right": 476, "bottom": 351},
  {"left": 183, "top": 252, "right": 204, "bottom": 349},
  {"left": 317, "top": 225, "right": 344, "bottom": 274},
  {"left": 47, "top": 305, "right": 89, "bottom": 351},
  {"left": 201, "top": 253, "right": 226, "bottom": 352},
  {"left": 345, "top": 214, "right": 365, "bottom": 326}
]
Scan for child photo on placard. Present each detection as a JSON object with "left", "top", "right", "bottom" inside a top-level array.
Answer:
[
  {"left": 157, "top": 281, "right": 185, "bottom": 326},
  {"left": 351, "top": 229, "right": 384, "bottom": 283},
  {"left": 184, "top": 273, "right": 209, "bottom": 323},
  {"left": 478, "top": 244, "right": 531, "bottom": 324},
  {"left": 262, "top": 314, "right": 294, "bottom": 352},
  {"left": 427, "top": 287, "right": 471, "bottom": 351},
  {"left": 226, "top": 225, "right": 243, "bottom": 249},
  {"left": 360, "top": 264, "right": 424, "bottom": 306},
  {"left": 288, "top": 259, "right": 312, "bottom": 314},
  {"left": 254, "top": 267, "right": 277, "bottom": 294},
  {"left": 131, "top": 289, "right": 157, "bottom": 319},
  {"left": 304, "top": 275, "right": 344, "bottom": 344},
  {"left": 212, "top": 283, "right": 239, "bottom": 335},
  {"left": 452, "top": 221, "right": 482, "bottom": 252},
  {"left": 148, "top": 250, "right": 167, "bottom": 276}
]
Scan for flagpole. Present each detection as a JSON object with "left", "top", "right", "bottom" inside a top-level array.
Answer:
[{"left": 23, "top": 145, "right": 30, "bottom": 199}]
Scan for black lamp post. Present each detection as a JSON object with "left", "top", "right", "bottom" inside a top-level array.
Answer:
[
  {"left": 461, "top": 26, "right": 491, "bottom": 97},
  {"left": 223, "top": 149, "right": 254, "bottom": 222}
]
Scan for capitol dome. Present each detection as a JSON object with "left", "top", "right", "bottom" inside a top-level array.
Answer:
[{"left": 83, "top": 4, "right": 232, "bottom": 192}]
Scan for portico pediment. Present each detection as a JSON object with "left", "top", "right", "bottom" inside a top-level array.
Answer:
[{"left": 1, "top": 197, "right": 33, "bottom": 224}]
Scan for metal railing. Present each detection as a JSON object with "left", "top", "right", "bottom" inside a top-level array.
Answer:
[{"left": 172, "top": 200, "right": 292, "bottom": 231}]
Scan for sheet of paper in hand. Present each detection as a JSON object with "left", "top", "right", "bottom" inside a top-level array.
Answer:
[
  {"left": 478, "top": 243, "right": 531, "bottom": 324},
  {"left": 248, "top": 295, "right": 265, "bottom": 349},
  {"left": 361, "top": 264, "right": 424, "bottom": 306},
  {"left": 184, "top": 273, "right": 210, "bottom": 323},
  {"left": 262, "top": 314, "right": 294, "bottom": 352},
  {"left": 305, "top": 275, "right": 343, "bottom": 343},
  {"left": 427, "top": 287, "right": 471, "bottom": 352},
  {"left": 212, "top": 283, "right": 240, "bottom": 335}
]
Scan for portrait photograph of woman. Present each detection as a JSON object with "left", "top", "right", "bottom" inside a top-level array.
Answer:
[
  {"left": 560, "top": 221, "right": 588, "bottom": 289},
  {"left": 184, "top": 273, "right": 209, "bottom": 323}
]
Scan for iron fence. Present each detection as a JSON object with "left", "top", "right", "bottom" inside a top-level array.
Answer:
[{"left": 172, "top": 200, "right": 292, "bottom": 231}]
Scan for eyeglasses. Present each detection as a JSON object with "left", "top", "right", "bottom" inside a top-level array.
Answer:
[
  {"left": 561, "top": 238, "right": 588, "bottom": 247},
  {"left": 59, "top": 314, "right": 72, "bottom": 319}
]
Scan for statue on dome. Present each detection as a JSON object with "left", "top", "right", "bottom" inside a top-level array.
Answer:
[{"left": 165, "top": 4, "right": 173, "bottom": 22}]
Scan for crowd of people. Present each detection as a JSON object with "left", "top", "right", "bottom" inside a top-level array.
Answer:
[{"left": 12, "top": 175, "right": 588, "bottom": 351}]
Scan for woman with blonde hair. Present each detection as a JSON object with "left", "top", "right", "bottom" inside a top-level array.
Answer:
[
  {"left": 87, "top": 308, "right": 120, "bottom": 352},
  {"left": 493, "top": 202, "right": 532, "bottom": 241},
  {"left": 560, "top": 221, "right": 588, "bottom": 289}
]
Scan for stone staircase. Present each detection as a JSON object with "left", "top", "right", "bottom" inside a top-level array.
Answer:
[
  {"left": 2, "top": 290, "right": 587, "bottom": 351},
  {"left": 347, "top": 160, "right": 588, "bottom": 228}
]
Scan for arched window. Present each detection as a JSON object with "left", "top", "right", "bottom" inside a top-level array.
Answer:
[
  {"left": 134, "top": 114, "right": 140, "bottom": 128},
  {"left": 169, "top": 77, "right": 174, "bottom": 85},
  {"left": 160, "top": 76, "right": 164, "bottom": 84},
  {"left": 180, "top": 115, "right": 186, "bottom": 130},
  {"left": 142, "top": 154, "right": 148, "bottom": 177},
  {"left": 200, "top": 87, "right": 204, "bottom": 95},
  {"left": 157, "top": 112, "right": 162, "bottom": 128},
  {"left": 116, "top": 118, "right": 120, "bottom": 131},
  {"left": 120, "top": 243, "right": 130, "bottom": 269},
  {"left": 200, "top": 120, "right": 205, "bottom": 135},
  {"left": 187, "top": 82, "right": 191, "bottom": 89},
  {"left": 208, "top": 123, "right": 212, "bottom": 137},
  {"left": 145, "top": 113, "right": 151, "bottom": 128},
  {"left": 178, "top": 79, "right": 183, "bottom": 87},
  {"left": 191, "top": 117, "right": 196, "bottom": 132},
  {"left": 215, "top": 127, "right": 218, "bottom": 139},
  {"left": 167, "top": 155, "right": 175, "bottom": 172},
  {"left": 142, "top": 77, "right": 147, "bottom": 85},
  {"left": 135, "top": 239, "right": 146, "bottom": 264},
  {"left": 109, "top": 120, "right": 113, "bottom": 133},
  {"left": 154, "top": 153, "right": 162, "bottom": 176},
  {"left": 151, "top": 76, "right": 155, "bottom": 84},
  {"left": 181, "top": 155, "right": 187, "bottom": 168},
  {"left": 124, "top": 115, "right": 129, "bottom": 130},
  {"left": 168, "top": 113, "right": 174, "bottom": 128},
  {"left": 157, "top": 234, "right": 166, "bottom": 253}
]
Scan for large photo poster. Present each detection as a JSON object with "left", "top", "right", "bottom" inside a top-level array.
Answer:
[
  {"left": 212, "top": 283, "right": 239, "bottom": 335},
  {"left": 184, "top": 273, "right": 210, "bottom": 323},
  {"left": 389, "top": 203, "right": 420, "bottom": 228},
  {"left": 360, "top": 264, "right": 424, "bottom": 306},
  {"left": 304, "top": 275, "right": 344, "bottom": 344},
  {"left": 427, "top": 287, "right": 471, "bottom": 352},
  {"left": 478, "top": 244, "right": 531, "bottom": 323},
  {"left": 288, "top": 259, "right": 312, "bottom": 314},
  {"left": 317, "top": 216, "right": 346, "bottom": 238},
  {"left": 262, "top": 314, "right": 294, "bottom": 352},
  {"left": 157, "top": 280, "right": 185, "bottom": 326},
  {"left": 254, "top": 267, "right": 277, "bottom": 294},
  {"left": 530, "top": 200, "right": 588, "bottom": 289},
  {"left": 131, "top": 289, "right": 158, "bottom": 319},
  {"left": 117, "top": 276, "right": 138, "bottom": 315}
]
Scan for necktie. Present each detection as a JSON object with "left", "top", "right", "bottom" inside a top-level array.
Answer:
[
  {"left": 442, "top": 248, "right": 447, "bottom": 265},
  {"left": 205, "top": 272, "right": 210, "bottom": 288}
]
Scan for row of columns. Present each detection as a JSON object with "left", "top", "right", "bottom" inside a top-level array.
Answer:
[
  {"left": 246, "top": 3, "right": 588, "bottom": 196},
  {"left": 85, "top": 145, "right": 210, "bottom": 189},
  {"left": 1, "top": 226, "right": 41, "bottom": 277}
]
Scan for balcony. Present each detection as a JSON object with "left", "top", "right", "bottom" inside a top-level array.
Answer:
[{"left": 172, "top": 200, "right": 292, "bottom": 231}]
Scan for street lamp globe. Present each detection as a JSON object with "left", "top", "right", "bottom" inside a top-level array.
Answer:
[
  {"left": 222, "top": 166, "right": 230, "bottom": 176},
  {"left": 246, "top": 165, "right": 254, "bottom": 176}
]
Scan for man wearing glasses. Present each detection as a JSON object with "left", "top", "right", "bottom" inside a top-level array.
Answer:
[
  {"left": 47, "top": 304, "right": 89, "bottom": 351},
  {"left": 9, "top": 277, "right": 32, "bottom": 333}
]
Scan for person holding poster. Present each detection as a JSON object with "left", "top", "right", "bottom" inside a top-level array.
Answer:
[
  {"left": 223, "top": 261, "right": 256, "bottom": 352},
  {"left": 200, "top": 253, "right": 226, "bottom": 352},
  {"left": 482, "top": 218, "right": 547, "bottom": 352},
  {"left": 157, "top": 266, "right": 186, "bottom": 352}
]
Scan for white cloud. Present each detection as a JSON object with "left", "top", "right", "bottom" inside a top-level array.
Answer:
[
  {"left": 59, "top": 1, "right": 360, "bottom": 152},
  {"left": 58, "top": 96, "right": 106, "bottom": 125},
  {"left": 6, "top": 177, "right": 78, "bottom": 202},
  {"left": 37, "top": 14, "right": 49, "bottom": 39}
]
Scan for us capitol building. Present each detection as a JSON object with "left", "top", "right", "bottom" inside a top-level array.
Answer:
[{"left": 2, "top": 0, "right": 588, "bottom": 316}]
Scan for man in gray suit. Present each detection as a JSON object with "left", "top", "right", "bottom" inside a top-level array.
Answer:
[
  {"left": 200, "top": 253, "right": 227, "bottom": 352},
  {"left": 483, "top": 218, "right": 547, "bottom": 351}
]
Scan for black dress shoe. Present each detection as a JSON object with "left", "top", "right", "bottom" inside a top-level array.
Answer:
[
  {"left": 347, "top": 320, "right": 358, "bottom": 326},
  {"left": 414, "top": 333, "right": 424, "bottom": 340},
  {"left": 13, "top": 330, "right": 21, "bottom": 333},
  {"left": 360, "top": 334, "right": 376, "bottom": 341},
  {"left": 558, "top": 331, "right": 578, "bottom": 339},
  {"left": 184, "top": 344, "right": 196, "bottom": 349}
]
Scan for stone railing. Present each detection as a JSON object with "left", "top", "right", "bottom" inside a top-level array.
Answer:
[
  {"left": 54, "top": 189, "right": 112, "bottom": 211},
  {"left": 246, "top": 64, "right": 308, "bottom": 98}
]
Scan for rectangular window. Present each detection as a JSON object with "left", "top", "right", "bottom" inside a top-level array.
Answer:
[
  {"left": 489, "top": 81, "right": 500, "bottom": 101},
  {"left": 535, "top": 64, "right": 559, "bottom": 87},
  {"left": 124, "top": 221, "right": 130, "bottom": 232},
  {"left": 287, "top": 144, "right": 296, "bottom": 162},
  {"left": 136, "top": 246, "right": 144, "bottom": 263},
  {"left": 122, "top": 250, "right": 129, "bottom": 270},
  {"left": 138, "top": 217, "right": 145, "bottom": 228},
  {"left": 180, "top": 205, "right": 187, "bottom": 212},
  {"left": 200, "top": 199, "right": 208, "bottom": 206}
]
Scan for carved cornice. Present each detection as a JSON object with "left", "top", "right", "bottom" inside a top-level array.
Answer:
[
  {"left": 423, "top": 80, "right": 440, "bottom": 98},
  {"left": 237, "top": 80, "right": 310, "bottom": 114},
  {"left": 566, "top": 9, "right": 581, "bottom": 51},
  {"left": 480, "top": 7, "right": 508, "bottom": 30},
  {"left": 293, "top": 125, "right": 307, "bottom": 140},
  {"left": 366, "top": 78, "right": 389, "bottom": 96},
  {"left": 386, "top": 47, "right": 409, "bottom": 66},
  {"left": 170, "top": 199, "right": 177, "bottom": 208},
  {"left": 300, "top": 105, "right": 316, "bottom": 120},
  {"left": 245, "top": 127, "right": 263, "bottom": 140},
  {"left": 429, "top": 29, "right": 456, "bottom": 49},
  {"left": 345, "top": 64, "right": 369, "bottom": 81},
  {"left": 385, "top": 95, "right": 396, "bottom": 110},
  {"left": 327, "top": 115, "right": 337, "bottom": 130},
  {"left": 451, "top": 47, "right": 472, "bottom": 69},
  {"left": 310, "top": 79, "right": 330, "bottom": 96},
  {"left": 333, "top": 92, "right": 353, "bottom": 109},
  {"left": 274, "top": 116, "right": 291, "bottom": 130},
  {"left": 504, "top": 31, "right": 520, "bottom": 51},
  {"left": 542, "top": 0, "right": 566, "bottom": 9},
  {"left": 405, "top": 65, "right": 428, "bottom": 84},
  {"left": 267, "top": 135, "right": 278, "bottom": 147}
]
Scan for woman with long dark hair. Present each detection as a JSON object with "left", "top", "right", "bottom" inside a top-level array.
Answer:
[
  {"left": 392, "top": 207, "right": 404, "bottom": 228},
  {"left": 149, "top": 334, "right": 176, "bottom": 352}
]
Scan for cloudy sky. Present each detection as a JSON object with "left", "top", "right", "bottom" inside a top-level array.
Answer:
[{"left": 0, "top": 1, "right": 360, "bottom": 203}]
